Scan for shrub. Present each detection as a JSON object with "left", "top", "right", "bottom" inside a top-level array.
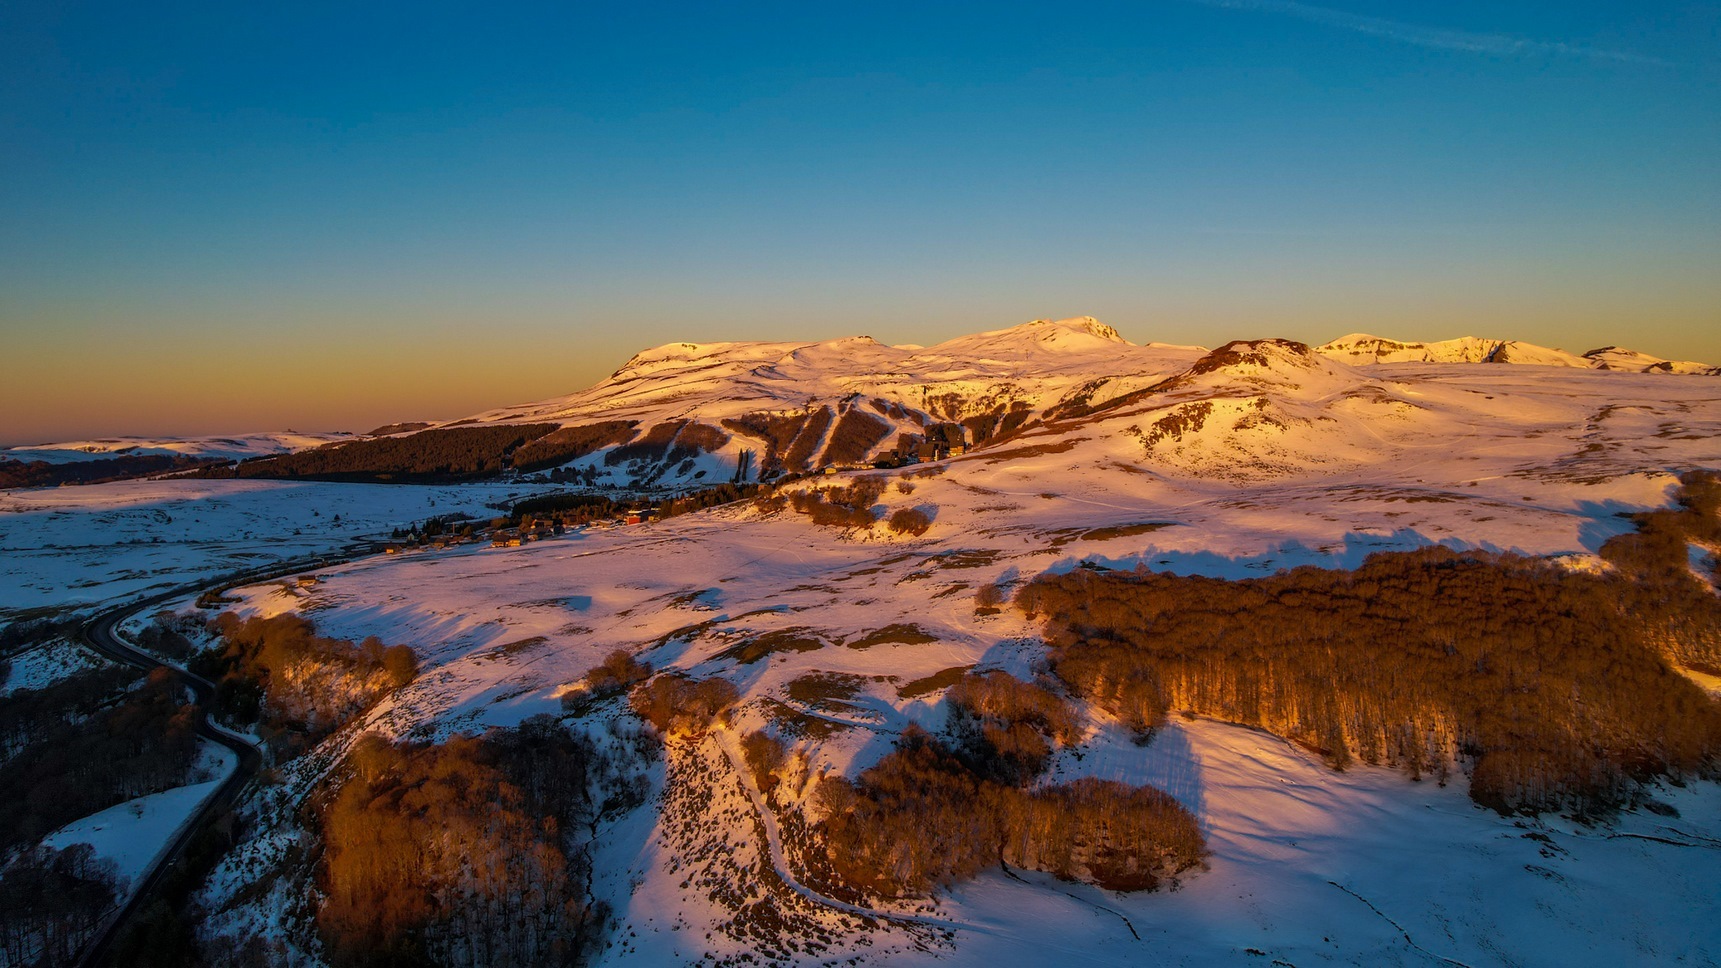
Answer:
[
  {"left": 565, "top": 650, "right": 653, "bottom": 711},
  {"left": 630, "top": 673, "right": 740, "bottom": 735},
  {"left": 198, "top": 614, "right": 418, "bottom": 743},
  {"left": 887, "top": 507, "right": 932, "bottom": 536},
  {"left": 591, "top": 649, "right": 653, "bottom": 693},
  {"left": 741, "top": 730, "right": 788, "bottom": 795},
  {"left": 788, "top": 478, "right": 887, "bottom": 530}
]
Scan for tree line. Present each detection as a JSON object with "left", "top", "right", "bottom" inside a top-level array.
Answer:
[
  {"left": 195, "top": 613, "right": 417, "bottom": 759},
  {"left": 314, "top": 717, "right": 640, "bottom": 968},
  {"left": 0, "top": 843, "right": 123, "bottom": 967},
  {"left": 510, "top": 422, "right": 639, "bottom": 473},
  {"left": 0, "top": 666, "right": 200, "bottom": 854},
  {"left": 1015, "top": 472, "right": 1721, "bottom": 815},
  {"left": 815, "top": 720, "right": 1203, "bottom": 897},
  {"left": 0, "top": 453, "right": 222, "bottom": 489},
  {"left": 199, "top": 424, "right": 560, "bottom": 482}
]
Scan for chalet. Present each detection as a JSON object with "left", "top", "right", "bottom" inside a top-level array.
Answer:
[
  {"left": 296, "top": 576, "right": 320, "bottom": 589},
  {"left": 914, "top": 423, "right": 968, "bottom": 462}
]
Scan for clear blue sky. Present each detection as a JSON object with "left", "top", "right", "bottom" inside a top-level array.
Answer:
[{"left": 3, "top": 1, "right": 1718, "bottom": 442}]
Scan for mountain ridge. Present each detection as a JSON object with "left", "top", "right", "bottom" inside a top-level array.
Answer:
[{"left": 7, "top": 318, "right": 1714, "bottom": 489}]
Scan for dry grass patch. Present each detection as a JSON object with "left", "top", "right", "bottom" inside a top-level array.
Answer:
[
  {"left": 844, "top": 623, "right": 939, "bottom": 650},
  {"left": 897, "top": 666, "right": 974, "bottom": 700},
  {"left": 717, "top": 628, "right": 829, "bottom": 665},
  {"left": 1082, "top": 522, "right": 1179, "bottom": 541}
]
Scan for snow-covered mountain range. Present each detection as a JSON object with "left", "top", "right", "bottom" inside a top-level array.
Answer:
[
  {"left": 0, "top": 432, "right": 354, "bottom": 466},
  {"left": 8, "top": 319, "right": 1712, "bottom": 491},
  {"left": 1317, "top": 332, "right": 1721, "bottom": 372},
  {"left": 410, "top": 318, "right": 1716, "bottom": 489}
]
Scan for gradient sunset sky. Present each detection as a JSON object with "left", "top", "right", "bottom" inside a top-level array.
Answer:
[{"left": 3, "top": 1, "right": 1717, "bottom": 445}]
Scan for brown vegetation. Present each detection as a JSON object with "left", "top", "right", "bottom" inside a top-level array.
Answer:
[
  {"left": 1140, "top": 401, "right": 1214, "bottom": 447},
  {"left": 630, "top": 673, "right": 740, "bottom": 734},
  {"left": 896, "top": 665, "right": 974, "bottom": 700},
  {"left": 586, "top": 649, "right": 652, "bottom": 695},
  {"left": 787, "top": 477, "right": 886, "bottom": 529},
  {"left": 716, "top": 628, "right": 828, "bottom": 665},
  {"left": 887, "top": 507, "right": 933, "bottom": 536},
  {"left": 784, "top": 407, "right": 835, "bottom": 472},
  {"left": 510, "top": 421, "right": 639, "bottom": 472},
  {"left": 227, "top": 424, "right": 560, "bottom": 482},
  {"left": 946, "top": 671, "right": 1083, "bottom": 783},
  {"left": 1599, "top": 471, "right": 1721, "bottom": 673},
  {"left": 816, "top": 727, "right": 1203, "bottom": 897},
  {"left": 721, "top": 412, "right": 811, "bottom": 478},
  {"left": 822, "top": 409, "right": 892, "bottom": 466},
  {"left": 602, "top": 419, "right": 689, "bottom": 466},
  {"left": 843, "top": 623, "right": 937, "bottom": 650},
  {"left": 197, "top": 613, "right": 417, "bottom": 756},
  {"left": 742, "top": 730, "right": 789, "bottom": 796},
  {"left": 1082, "top": 522, "right": 1178, "bottom": 541},
  {"left": 0, "top": 667, "right": 199, "bottom": 853},
  {"left": 1017, "top": 478, "right": 1721, "bottom": 815},
  {"left": 315, "top": 718, "right": 627, "bottom": 967}
]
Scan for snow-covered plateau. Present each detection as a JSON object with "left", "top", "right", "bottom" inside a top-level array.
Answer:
[{"left": 7, "top": 317, "right": 1721, "bottom": 967}]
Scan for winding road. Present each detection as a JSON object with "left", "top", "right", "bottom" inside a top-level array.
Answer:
[{"left": 70, "top": 547, "right": 375, "bottom": 968}]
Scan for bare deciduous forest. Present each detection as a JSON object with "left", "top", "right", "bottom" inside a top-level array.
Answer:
[
  {"left": 0, "top": 667, "right": 199, "bottom": 854},
  {"left": 216, "top": 424, "right": 560, "bottom": 482},
  {"left": 0, "top": 844, "right": 123, "bottom": 966},
  {"left": 315, "top": 718, "right": 636, "bottom": 968},
  {"left": 815, "top": 719, "right": 1204, "bottom": 897},
  {"left": 510, "top": 422, "right": 639, "bottom": 472},
  {"left": 195, "top": 614, "right": 417, "bottom": 757},
  {"left": 1016, "top": 472, "right": 1721, "bottom": 815}
]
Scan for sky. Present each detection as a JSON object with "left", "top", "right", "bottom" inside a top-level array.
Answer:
[{"left": 2, "top": 1, "right": 1718, "bottom": 444}]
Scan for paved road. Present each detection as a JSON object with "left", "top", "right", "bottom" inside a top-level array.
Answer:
[{"left": 70, "top": 548, "right": 374, "bottom": 968}]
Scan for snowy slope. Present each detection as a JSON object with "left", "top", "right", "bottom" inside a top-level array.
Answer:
[
  {"left": 0, "top": 478, "right": 568, "bottom": 616},
  {"left": 2, "top": 432, "right": 355, "bottom": 466},
  {"left": 1319, "top": 333, "right": 1717, "bottom": 373},
  {"left": 432, "top": 317, "right": 1210, "bottom": 488},
  {"left": 13, "top": 317, "right": 1721, "bottom": 966},
  {"left": 436, "top": 322, "right": 1710, "bottom": 488},
  {"left": 1318, "top": 333, "right": 1589, "bottom": 367},
  {"left": 1585, "top": 345, "right": 1721, "bottom": 375},
  {"left": 177, "top": 332, "right": 1721, "bottom": 966}
]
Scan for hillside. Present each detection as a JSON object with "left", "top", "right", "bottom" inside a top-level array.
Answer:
[
  {"left": 183, "top": 319, "right": 1718, "bottom": 491},
  {"left": 1317, "top": 332, "right": 1720, "bottom": 373},
  {"left": 154, "top": 326, "right": 1721, "bottom": 967}
]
